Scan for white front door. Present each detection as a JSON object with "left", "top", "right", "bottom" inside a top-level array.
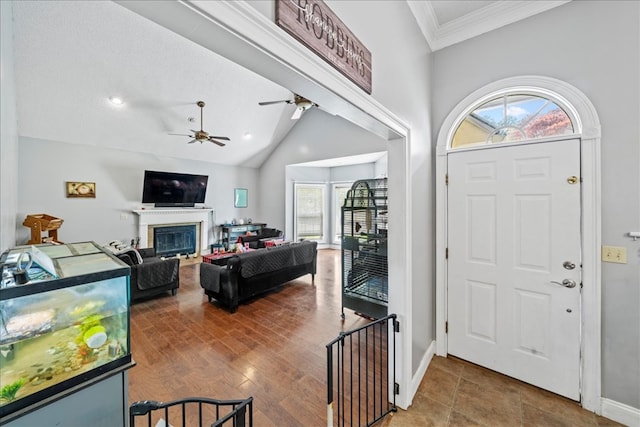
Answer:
[{"left": 447, "top": 139, "right": 581, "bottom": 400}]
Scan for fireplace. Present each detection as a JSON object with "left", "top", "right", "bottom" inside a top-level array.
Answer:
[
  {"left": 153, "top": 225, "right": 197, "bottom": 257},
  {"left": 133, "top": 208, "right": 214, "bottom": 255}
]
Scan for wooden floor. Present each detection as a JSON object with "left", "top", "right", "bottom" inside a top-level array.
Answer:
[
  {"left": 129, "top": 249, "right": 620, "bottom": 427},
  {"left": 128, "top": 248, "right": 370, "bottom": 426}
]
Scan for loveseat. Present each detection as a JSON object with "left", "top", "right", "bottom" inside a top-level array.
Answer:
[
  {"left": 116, "top": 248, "right": 180, "bottom": 302},
  {"left": 200, "top": 240, "right": 317, "bottom": 312}
]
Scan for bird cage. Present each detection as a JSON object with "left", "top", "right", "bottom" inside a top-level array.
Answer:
[{"left": 341, "top": 178, "right": 388, "bottom": 319}]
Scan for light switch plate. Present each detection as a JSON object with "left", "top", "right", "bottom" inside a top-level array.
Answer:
[{"left": 601, "top": 245, "right": 627, "bottom": 263}]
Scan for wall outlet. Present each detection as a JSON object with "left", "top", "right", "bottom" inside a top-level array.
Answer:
[
  {"left": 601, "top": 245, "right": 627, "bottom": 264},
  {"left": 120, "top": 213, "right": 129, "bottom": 221}
]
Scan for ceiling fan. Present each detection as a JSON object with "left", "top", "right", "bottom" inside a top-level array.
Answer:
[
  {"left": 169, "top": 101, "right": 230, "bottom": 146},
  {"left": 258, "top": 93, "right": 318, "bottom": 120}
]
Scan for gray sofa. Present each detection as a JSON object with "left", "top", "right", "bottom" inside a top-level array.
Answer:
[{"left": 200, "top": 240, "right": 317, "bottom": 312}]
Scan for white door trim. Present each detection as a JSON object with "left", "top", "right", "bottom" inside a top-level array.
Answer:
[
  {"left": 116, "top": 0, "right": 415, "bottom": 409},
  {"left": 435, "top": 75, "right": 601, "bottom": 412}
]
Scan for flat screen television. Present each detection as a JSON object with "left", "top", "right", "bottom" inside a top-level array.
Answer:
[{"left": 142, "top": 170, "right": 208, "bottom": 207}]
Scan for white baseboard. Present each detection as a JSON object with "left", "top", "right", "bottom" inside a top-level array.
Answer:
[
  {"left": 406, "top": 340, "right": 436, "bottom": 408},
  {"left": 601, "top": 398, "right": 640, "bottom": 427}
]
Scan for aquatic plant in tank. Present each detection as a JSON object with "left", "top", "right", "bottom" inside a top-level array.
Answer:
[{"left": 0, "top": 379, "right": 25, "bottom": 402}]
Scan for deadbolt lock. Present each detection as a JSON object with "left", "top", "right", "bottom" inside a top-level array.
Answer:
[
  {"left": 563, "top": 261, "right": 576, "bottom": 270},
  {"left": 567, "top": 176, "right": 579, "bottom": 184}
]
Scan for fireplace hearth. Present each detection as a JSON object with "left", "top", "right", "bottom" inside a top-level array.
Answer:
[{"left": 153, "top": 225, "right": 197, "bottom": 257}]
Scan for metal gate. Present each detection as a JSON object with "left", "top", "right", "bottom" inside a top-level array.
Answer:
[
  {"left": 130, "top": 396, "right": 253, "bottom": 427},
  {"left": 326, "top": 314, "right": 398, "bottom": 427}
]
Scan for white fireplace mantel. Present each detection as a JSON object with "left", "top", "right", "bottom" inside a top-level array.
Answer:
[{"left": 133, "top": 208, "right": 214, "bottom": 254}]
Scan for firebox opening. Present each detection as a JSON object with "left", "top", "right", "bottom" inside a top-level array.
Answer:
[{"left": 153, "top": 225, "right": 197, "bottom": 257}]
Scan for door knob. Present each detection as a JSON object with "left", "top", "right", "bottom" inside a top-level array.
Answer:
[{"left": 551, "top": 279, "right": 577, "bottom": 288}]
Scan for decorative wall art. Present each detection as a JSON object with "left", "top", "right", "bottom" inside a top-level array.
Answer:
[
  {"left": 234, "top": 188, "right": 248, "bottom": 208},
  {"left": 66, "top": 182, "right": 96, "bottom": 198},
  {"left": 276, "top": 0, "right": 372, "bottom": 94}
]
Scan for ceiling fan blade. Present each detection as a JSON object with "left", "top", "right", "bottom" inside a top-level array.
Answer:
[
  {"left": 291, "top": 106, "right": 304, "bottom": 120},
  {"left": 169, "top": 133, "right": 193, "bottom": 137},
  {"left": 209, "top": 138, "right": 226, "bottom": 147},
  {"left": 209, "top": 136, "right": 230, "bottom": 141},
  {"left": 258, "top": 99, "right": 292, "bottom": 106},
  {"left": 187, "top": 139, "right": 197, "bottom": 144}
]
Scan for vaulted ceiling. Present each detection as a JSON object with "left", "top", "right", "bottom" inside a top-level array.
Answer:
[{"left": 11, "top": 1, "right": 570, "bottom": 167}]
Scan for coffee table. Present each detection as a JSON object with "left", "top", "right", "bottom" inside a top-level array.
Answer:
[
  {"left": 202, "top": 252, "right": 236, "bottom": 266},
  {"left": 202, "top": 248, "right": 255, "bottom": 266}
]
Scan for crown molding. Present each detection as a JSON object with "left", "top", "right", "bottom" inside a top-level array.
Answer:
[
  {"left": 407, "top": 1, "right": 440, "bottom": 52},
  {"left": 408, "top": 1, "right": 571, "bottom": 51}
]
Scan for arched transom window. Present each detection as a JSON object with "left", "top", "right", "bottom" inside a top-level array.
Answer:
[{"left": 451, "top": 93, "right": 575, "bottom": 149}]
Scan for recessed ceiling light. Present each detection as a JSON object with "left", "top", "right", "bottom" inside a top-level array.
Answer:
[
  {"left": 109, "top": 96, "right": 124, "bottom": 106},
  {"left": 243, "top": 132, "right": 252, "bottom": 140}
]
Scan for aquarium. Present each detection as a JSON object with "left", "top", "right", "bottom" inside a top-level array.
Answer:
[{"left": 0, "top": 242, "right": 131, "bottom": 420}]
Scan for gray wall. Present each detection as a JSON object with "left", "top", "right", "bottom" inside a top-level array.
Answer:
[
  {"left": 329, "top": 0, "right": 436, "bottom": 377},
  {"left": 286, "top": 161, "right": 380, "bottom": 244},
  {"left": 0, "top": 0, "right": 19, "bottom": 252},
  {"left": 17, "top": 137, "right": 260, "bottom": 247},
  {"left": 432, "top": 0, "right": 640, "bottom": 408},
  {"left": 331, "top": 163, "right": 378, "bottom": 182},
  {"left": 261, "top": 0, "right": 436, "bottom": 378},
  {"left": 259, "top": 108, "right": 387, "bottom": 233}
]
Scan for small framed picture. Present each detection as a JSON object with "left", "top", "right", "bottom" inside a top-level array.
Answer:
[
  {"left": 234, "top": 188, "right": 248, "bottom": 208},
  {"left": 67, "top": 182, "right": 96, "bottom": 198}
]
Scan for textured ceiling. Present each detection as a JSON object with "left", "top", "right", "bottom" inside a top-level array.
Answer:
[
  {"left": 11, "top": 1, "right": 570, "bottom": 168},
  {"left": 12, "top": 1, "right": 299, "bottom": 167}
]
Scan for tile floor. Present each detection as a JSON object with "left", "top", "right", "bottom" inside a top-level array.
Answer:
[{"left": 384, "top": 356, "right": 625, "bottom": 427}]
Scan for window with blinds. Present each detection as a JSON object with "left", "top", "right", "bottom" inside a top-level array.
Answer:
[{"left": 294, "top": 183, "right": 325, "bottom": 242}]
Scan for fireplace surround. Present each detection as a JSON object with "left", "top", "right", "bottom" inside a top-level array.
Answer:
[{"left": 133, "top": 208, "right": 214, "bottom": 255}]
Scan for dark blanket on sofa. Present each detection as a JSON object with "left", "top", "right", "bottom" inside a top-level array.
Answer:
[
  {"left": 239, "top": 242, "right": 315, "bottom": 278},
  {"left": 135, "top": 257, "right": 179, "bottom": 291},
  {"left": 200, "top": 261, "right": 223, "bottom": 293},
  {"left": 117, "top": 248, "right": 180, "bottom": 301},
  {"left": 200, "top": 240, "right": 317, "bottom": 312}
]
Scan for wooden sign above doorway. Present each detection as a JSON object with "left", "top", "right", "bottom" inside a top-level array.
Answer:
[{"left": 276, "top": 0, "right": 372, "bottom": 94}]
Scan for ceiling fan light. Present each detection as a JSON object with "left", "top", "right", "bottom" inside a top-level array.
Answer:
[
  {"left": 168, "top": 100, "right": 229, "bottom": 147},
  {"left": 291, "top": 107, "right": 304, "bottom": 120}
]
